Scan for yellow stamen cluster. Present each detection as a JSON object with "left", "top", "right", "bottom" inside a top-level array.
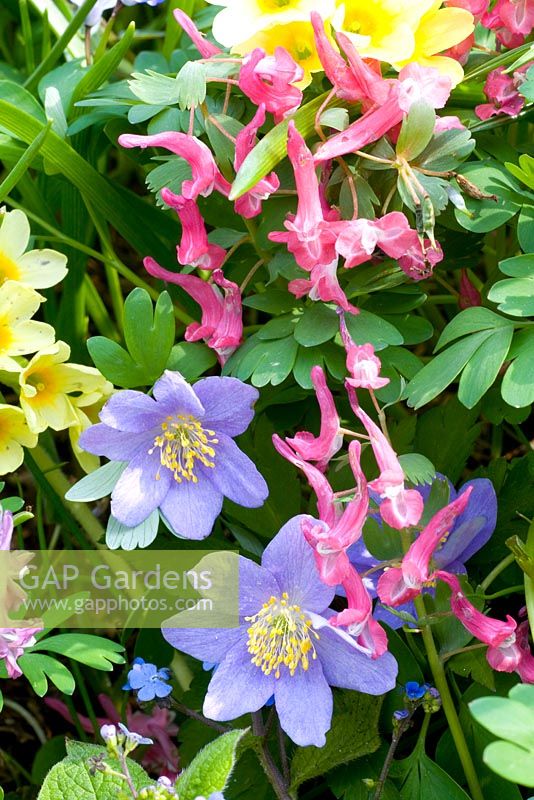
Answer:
[
  {"left": 246, "top": 592, "right": 319, "bottom": 679},
  {"left": 149, "top": 414, "right": 218, "bottom": 483}
]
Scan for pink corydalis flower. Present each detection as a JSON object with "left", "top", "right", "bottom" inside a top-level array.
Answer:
[
  {"left": 310, "top": 13, "right": 389, "bottom": 106},
  {"left": 459, "top": 269, "right": 482, "bottom": 309},
  {"left": 328, "top": 566, "right": 388, "bottom": 659},
  {"left": 160, "top": 189, "right": 226, "bottom": 270},
  {"left": 0, "top": 626, "right": 40, "bottom": 678},
  {"left": 347, "top": 384, "right": 423, "bottom": 530},
  {"left": 314, "top": 64, "right": 452, "bottom": 163},
  {"left": 482, "top": 0, "right": 534, "bottom": 42},
  {"left": 435, "top": 570, "right": 533, "bottom": 677},
  {"left": 300, "top": 441, "right": 369, "bottom": 585},
  {"left": 398, "top": 238, "right": 444, "bottom": 281},
  {"left": 272, "top": 435, "right": 336, "bottom": 525},
  {"left": 335, "top": 212, "right": 417, "bottom": 269},
  {"left": 288, "top": 259, "right": 357, "bottom": 314},
  {"left": 233, "top": 104, "right": 280, "bottom": 219},
  {"left": 270, "top": 121, "right": 339, "bottom": 272},
  {"left": 144, "top": 260, "right": 242, "bottom": 364},
  {"left": 286, "top": 365, "right": 343, "bottom": 471},
  {"left": 475, "top": 67, "right": 526, "bottom": 120},
  {"left": 118, "top": 131, "right": 228, "bottom": 201},
  {"left": 173, "top": 9, "right": 222, "bottom": 58},
  {"left": 377, "top": 489, "right": 473, "bottom": 607},
  {"left": 445, "top": 0, "right": 489, "bottom": 17},
  {"left": 238, "top": 47, "right": 303, "bottom": 122},
  {"left": 338, "top": 311, "right": 389, "bottom": 391}
]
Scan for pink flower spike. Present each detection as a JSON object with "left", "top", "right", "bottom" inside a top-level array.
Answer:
[
  {"left": 335, "top": 32, "right": 392, "bottom": 107},
  {"left": 445, "top": 0, "right": 489, "bottom": 19},
  {"left": 331, "top": 564, "right": 373, "bottom": 631},
  {"left": 144, "top": 261, "right": 241, "bottom": 364},
  {"left": 173, "top": 9, "right": 222, "bottom": 58},
  {"left": 482, "top": 0, "right": 534, "bottom": 36},
  {"left": 238, "top": 47, "right": 303, "bottom": 122},
  {"left": 301, "top": 441, "right": 368, "bottom": 586},
  {"left": 516, "top": 621, "right": 534, "bottom": 683},
  {"left": 160, "top": 190, "right": 226, "bottom": 270},
  {"left": 398, "top": 237, "right": 444, "bottom": 282},
  {"left": 310, "top": 12, "right": 363, "bottom": 103},
  {"left": 272, "top": 434, "right": 337, "bottom": 527},
  {"left": 270, "top": 121, "right": 339, "bottom": 272},
  {"left": 233, "top": 104, "right": 280, "bottom": 218},
  {"left": 335, "top": 212, "right": 415, "bottom": 269},
  {"left": 288, "top": 259, "right": 358, "bottom": 314},
  {"left": 436, "top": 570, "right": 523, "bottom": 674},
  {"left": 346, "top": 384, "right": 423, "bottom": 529},
  {"left": 339, "top": 312, "right": 389, "bottom": 390},
  {"left": 118, "top": 132, "right": 224, "bottom": 201},
  {"left": 459, "top": 269, "right": 482, "bottom": 309},
  {"left": 396, "top": 64, "right": 452, "bottom": 113},
  {"left": 378, "top": 489, "right": 474, "bottom": 608},
  {"left": 286, "top": 365, "right": 343, "bottom": 470},
  {"left": 475, "top": 67, "right": 525, "bottom": 120},
  {"left": 0, "top": 627, "right": 40, "bottom": 678}
]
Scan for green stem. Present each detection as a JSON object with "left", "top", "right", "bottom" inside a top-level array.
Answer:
[
  {"left": 414, "top": 595, "right": 485, "bottom": 800},
  {"left": 480, "top": 553, "right": 515, "bottom": 591},
  {"left": 29, "top": 444, "right": 106, "bottom": 546},
  {"left": 93, "top": 1, "right": 122, "bottom": 62}
]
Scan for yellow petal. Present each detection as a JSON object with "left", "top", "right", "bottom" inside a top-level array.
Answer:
[
  {"left": 0, "top": 403, "right": 38, "bottom": 448},
  {"left": 413, "top": 7, "right": 474, "bottom": 57},
  {"left": 0, "top": 437, "right": 25, "bottom": 475},
  {"left": 213, "top": 0, "right": 335, "bottom": 47},
  {"left": 0, "top": 209, "right": 30, "bottom": 262},
  {"left": 17, "top": 250, "right": 68, "bottom": 289},
  {"left": 0, "top": 281, "right": 44, "bottom": 323},
  {"left": 8, "top": 320, "right": 56, "bottom": 356}
]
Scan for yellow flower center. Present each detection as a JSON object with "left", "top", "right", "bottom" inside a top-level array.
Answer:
[
  {"left": 25, "top": 370, "right": 58, "bottom": 406},
  {"left": 0, "top": 252, "right": 21, "bottom": 283},
  {"left": 149, "top": 414, "right": 218, "bottom": 483},
  {"left": 246, "top": 592, "right": 319, "bottom": 678},
  {"left": 258, "top": 0, "right": 292, "bottom": 11}
]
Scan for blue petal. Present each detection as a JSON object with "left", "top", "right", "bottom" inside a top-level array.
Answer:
[
  {"left": 159, "top": 479, "right": 223, "bottom": 540},
  {"left": 100, "top": 391, "right": 162, "bottom": 432},
  {"left": 261, "top": 516, "right": 335, "bottom": 613},
  {"left": 205, "top": 434, "right": 268, "bottom": 508},
  {"left": 194, "top": 376, "right": 259, "bottom": 437},
  {"left": 315, "top": 624, "right": 398, "bottom": 695},
  {"left": 153, "top": 371, "right": 205, "bottom": 418},
  {"left": 111, "top": 450, "right": 172, "bottom": 527},
  {"left": 274, "top": 659, "right": 333, "bottom": 747}
]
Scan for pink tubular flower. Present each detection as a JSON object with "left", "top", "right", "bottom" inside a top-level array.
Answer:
[
  {"left": 118, "top": 132, "right": 229, "bottom": 201},
  {"left": 339, "top": 311, "right": 389, "bottom": 390},
  {"left": 434, "top": 115, "right": 466, "bottom": 133},
  {"left": 233, "top": 104, "right": 280, "bottom": 218},
  {"left": 288, "top": 259, "right": 357, "bottom": 314},
  {"left": 436, "top": 570, "right": 531, "bottom": 677},
  {"left": 314, "top": 64, "right": 452, "bottom": 163},
  {"left": 300, "top": 441, "right": 369, "bottom": 585},
  {"left": 285, "top": 365, "right": 343, "bottom": 470},
  {"left": 328, "top": 566, "right": 388, "bottom": 659},
  {"left": 398, "top": 238, "right": 444, "bottom": 281},
  {"left": 270, "top": 121, "right": 338, "bottom": 271},
  {"left": 238, "top": 47, "right": 303, "bottom": 122},
  {"left": 347, "top": 384, "right": 423, "bottom": 530},
  {"left": 516, "top": 621, "right": 534, "bottom": 683},
  {"left": 459, "top": 269, "right": 482, "bottom": 309},
  {"left": 160, "top": 189, "right": 226, "bottom": 270},
  {"left": 377, "top": 489, "right": 473, "bottom": 607},
  {"left": 335, "top": 212, "right": 417, "bottom": 269},
  {"left": 310, "top": 13, "right": 390, "bottom": 106},
  {"left": 144, "top": 260, "right": 242, "bottom": 364},
  {"left": 445, "top": 0, "right": 489, "bottom": 17},
  {"left": 173, "top": 9, "right": 222, "bottom": 58},
  {"left": 475, "top": 67, "right": 525, "bottom": 120},
  {"left": 272, "top": 435, "right": 336, "bottom": 525},
  {"left": 0, "top": 627, "right": 39, "bottom": 678},
  {"left": 482, "top": 0, "right": 534, "bottom": 41}
]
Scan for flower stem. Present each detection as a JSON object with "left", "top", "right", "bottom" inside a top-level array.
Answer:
[
  {"left": 373, "top": 712, "right": 413, "bottom": 800},
  {"left": 480, "top": 553, "right": 515, "bottom": 591},
  {"left": 414, "top": 595, "right": 485, "bottom": 800},
  {"left": 251, "top": 711, "right": 292, "bottom": 800},
  {"left": 170, "top": 697, "right": 229, "bottom": 733}
]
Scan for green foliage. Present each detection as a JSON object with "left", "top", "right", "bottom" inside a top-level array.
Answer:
[
  {"left": 176, "top": 729, "right": 247, "bottom": 800},
  {"left": 469, "top": 685, "right": 534, "bottom": 787},
  {"left": 88, "top": 289, "right": 174, "bottom": 387},
  {"left": 290, "top": 692, "right": 383, "bottom": 791},
  {"left": 37, "top": 741, "right": 152, "bottom": 800}
]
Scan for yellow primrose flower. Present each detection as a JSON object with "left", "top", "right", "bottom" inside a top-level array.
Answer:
[
  {"left": 19, "top": 341, "right": 113, "bottom": 434},
  {"left": 236, "top": 20, "right": 324, "bottom": 85},
  {"left": 0, "top": 404, "right": 38, "bottom": 474},
  {"left": 0, "top": 208, "right": 68, "bottom": 289},
  {"left": 69, "top": 393, "right": 113, "bottom": 475},
  {"left": 333, "top": 0, "right": 435, "bottom": 65},
  {"left": 206, "top": 0, "right": 336, "bottom": 49},
  {"left": 393, "top": 0, "right": 474, "bottom": 87},
  {"left": 0, "top": 281, "right": 55, "bottom": 372}
]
